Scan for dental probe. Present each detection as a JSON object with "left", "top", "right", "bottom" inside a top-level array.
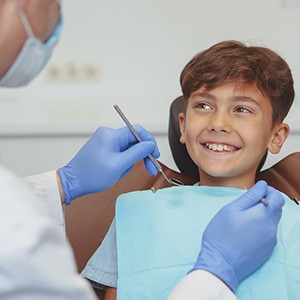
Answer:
[
  {"left": 260, "top": 197, "right": 269, "bottom": 206},
  {"left": 113, "top": 104, "right": 184, "bottom": 187}
]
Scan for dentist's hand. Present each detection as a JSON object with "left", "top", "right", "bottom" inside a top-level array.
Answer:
[
  {"left": 58, "top": 125, "right": 159, "bottom": 205},
  {"left": 191, "top": 181, "right": 284, "bottom": 292}
]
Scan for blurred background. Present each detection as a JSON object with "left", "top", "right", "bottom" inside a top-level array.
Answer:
[{"left": 0, "top": 0, "right": 299, "bottom": 176}]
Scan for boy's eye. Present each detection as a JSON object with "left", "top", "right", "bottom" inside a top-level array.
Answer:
[
  {"left": 195, "top": 102, "right": 212, "bottom": 110},
  {"left": 234, "top": 106, "right": 252, "bottom": 113}
]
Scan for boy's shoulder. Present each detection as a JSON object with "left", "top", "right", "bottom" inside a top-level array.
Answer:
[
  {"left": 280, "top": 192, "right": 300, "bottom": 236},
  {"left": 281, "top": 192, "right": 300, "bottom": 212}
]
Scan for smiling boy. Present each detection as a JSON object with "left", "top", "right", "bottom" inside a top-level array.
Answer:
[
  {"left": 82, "top": 41, "right": 300, "bottom": 300},
  {"left": 179, "top": 83, "right": 289, "bottom": 189},
  {"left": 179, "top": 41, "right": 292, "bottom": 190}
]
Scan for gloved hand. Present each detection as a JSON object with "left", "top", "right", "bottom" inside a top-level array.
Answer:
[
  {"left": 191, "top": 180, "right": 285, "bottom": 292},
  {"left": 58, "top": 125, "right": 159, "bottom": 205}
]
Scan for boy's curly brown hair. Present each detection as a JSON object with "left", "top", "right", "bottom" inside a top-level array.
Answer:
[{"left": 180, "top": 40, "right": 294, "bottom": 125}]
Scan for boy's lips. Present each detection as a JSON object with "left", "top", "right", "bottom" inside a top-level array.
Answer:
[{"left": 201, "top": 142, "right": 240, "bottom": 153}]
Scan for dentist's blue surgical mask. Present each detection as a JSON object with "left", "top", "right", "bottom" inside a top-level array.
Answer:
[{"left": 0, "top": 2, "right": 63, "bottom": 88}]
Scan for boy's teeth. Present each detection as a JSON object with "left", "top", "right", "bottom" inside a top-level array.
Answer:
[{"left": 206, "top": 143, "right": 235, "bottom": 152}]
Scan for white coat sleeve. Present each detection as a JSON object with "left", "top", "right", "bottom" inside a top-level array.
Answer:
[
  {"left": 168, "top": 270, "right": 237, "bottom": 300},
  {"left": 23, "top": 170, "right": 65, "bottom": 230},
  {"left": 0, "top": 165, "right": 97, "bottom": 300}
]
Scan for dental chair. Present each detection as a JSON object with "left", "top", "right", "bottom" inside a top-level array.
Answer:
[{"left": 65, "top": 96, "right": 300, "bottom": 299}]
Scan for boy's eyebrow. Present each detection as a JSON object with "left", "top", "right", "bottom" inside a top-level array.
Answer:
[
  {"left": 191, "top": 92, "right": 216, "bottom": 100},
  {"left": 231, "top": 96, "right": 260, "bottom": 106}
]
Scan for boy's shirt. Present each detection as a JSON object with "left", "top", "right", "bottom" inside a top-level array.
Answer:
[
  {"left": 82, "top": 186, "right": 300, "bottom": 300},
  {"left": 82, "top": 217, "right": 118, "bottom": 290}
]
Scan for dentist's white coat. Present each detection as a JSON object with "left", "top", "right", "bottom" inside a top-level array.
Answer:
[{"left": 0, "top": 165, "right": 96, "bottom": 300}]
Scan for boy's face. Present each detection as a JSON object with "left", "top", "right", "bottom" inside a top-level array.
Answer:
[{"left": 179, "top": 83, "right": 289, "bottom": 188}]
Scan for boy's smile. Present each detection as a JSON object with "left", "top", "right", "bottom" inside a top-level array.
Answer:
[{"left": 179, "top": 83, "right": 289, "bottom": 188}]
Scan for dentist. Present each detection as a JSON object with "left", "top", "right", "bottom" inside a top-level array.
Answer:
[{"left": 0, "top": 1, "right": 284, "bottom": 299}]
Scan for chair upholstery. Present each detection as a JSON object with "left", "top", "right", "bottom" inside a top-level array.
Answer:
[
  {"left": 257, "top": 152, "right": 300, "bottom": 202},
  {"left": 168, "top": 96, "right": 199, "bottom": 180}
]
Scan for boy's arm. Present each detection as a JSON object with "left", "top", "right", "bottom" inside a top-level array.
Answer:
[
  {"left": 104, "top": 287, "right": 117, "bottom": 300},
  {"left": 81, "top": 219, "right": 118, "bottom": 292}
]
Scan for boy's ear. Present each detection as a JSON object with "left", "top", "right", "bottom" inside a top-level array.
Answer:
[
  {"left": 178, "top": 112, "right": 186, "bottom": 144},
  {"left": 268, "top": 123, "right": 290, "bottom": 154}
]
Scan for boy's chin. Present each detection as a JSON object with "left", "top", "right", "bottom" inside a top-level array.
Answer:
[{"left": 199, "top": 169, "right": 255, "bottom": 188}]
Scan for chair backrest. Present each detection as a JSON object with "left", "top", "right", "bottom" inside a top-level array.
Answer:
[
  {"left": 256, "top": 153, "right": 300, "bottom": 201},
  {"left": 168, "top": 96, "right": 199, "bottom": 180}
]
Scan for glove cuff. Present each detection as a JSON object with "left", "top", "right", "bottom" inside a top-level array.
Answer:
[
  {"left": 58, "top": 166, "right": 80, "bottom": 205},
  {"left": 190, "top": 243, "right": 239, "bottom": 292}
]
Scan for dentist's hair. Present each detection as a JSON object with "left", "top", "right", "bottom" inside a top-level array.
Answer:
[{"left": 180, "top": 40, "right": 294, "bottom": 125}]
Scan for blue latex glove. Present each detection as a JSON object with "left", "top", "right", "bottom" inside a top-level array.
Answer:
[
  {"left": 191, "top": 180, "right": 285, "bottom": 292},
  {"left": 58, "top": 125, "right": 159, "bottom": 205}
]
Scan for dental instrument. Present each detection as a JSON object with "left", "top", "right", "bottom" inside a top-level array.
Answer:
[
  {"left": 260, "top": 197, "right": 269, "bottom": 206},
  {"left": 113, "top": 104, "right": 184, "bottom": 187}
]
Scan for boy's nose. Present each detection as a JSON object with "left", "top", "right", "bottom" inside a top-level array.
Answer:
[{"left": 207, "top": 111, "right": 232, "bottom": 133}]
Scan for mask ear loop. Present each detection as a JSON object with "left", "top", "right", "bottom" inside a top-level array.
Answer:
[{"left": 17, "top": 7, "right": 34, "bottom": 38}]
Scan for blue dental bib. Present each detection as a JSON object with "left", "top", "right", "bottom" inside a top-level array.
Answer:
[{"left": 116, "top": 186, "right": 300, "bottom": 300}]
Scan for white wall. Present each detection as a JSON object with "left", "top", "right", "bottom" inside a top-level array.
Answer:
[{"left": 0, "top": 0, "right": 299, "bottom": 176}]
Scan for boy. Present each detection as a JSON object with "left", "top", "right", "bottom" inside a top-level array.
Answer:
[{"left": 82, "top": 41, "right": 300, "bottom": 299}]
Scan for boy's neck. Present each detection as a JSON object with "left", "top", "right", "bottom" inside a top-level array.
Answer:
[{"left": 199, "top": 171, "right": 255, "bottom": 190}]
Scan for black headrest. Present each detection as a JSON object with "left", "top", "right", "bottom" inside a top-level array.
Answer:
[
  {"left": 168, "top": 96, "right": 267, "bottom": 180},
  {"left": 168, "top": 96, "right": 199, "bottom": 180}
]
